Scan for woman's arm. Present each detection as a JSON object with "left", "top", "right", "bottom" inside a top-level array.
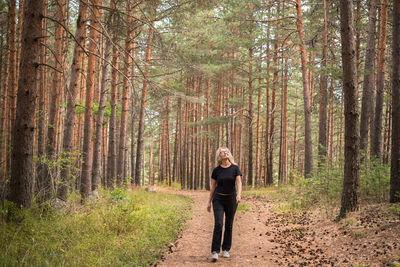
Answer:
[
  {"left": 207, "top": 179, "right": 217, "bottom": 212},
  {"left": 236, "top": 175, "right": 242, "bottom": 204}
]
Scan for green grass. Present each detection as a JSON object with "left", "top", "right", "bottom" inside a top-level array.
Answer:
[
  {"left": 0, "top": 188, "right": 193, "bottom": 267},
  {"left": 236, "top": 203, "right": 251, "bottom": 212}
]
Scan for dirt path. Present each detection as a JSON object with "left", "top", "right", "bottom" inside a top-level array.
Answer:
[
  {"left": 157, "top": 189, "right": 277, "bottom": 266},
  {"left": 157, "top": 188, "right": 400, "bottom": 267}
]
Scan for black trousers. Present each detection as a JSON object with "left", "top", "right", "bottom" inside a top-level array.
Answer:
[{"left": 211, "top": 193, "right": 237, "bottom": 252}]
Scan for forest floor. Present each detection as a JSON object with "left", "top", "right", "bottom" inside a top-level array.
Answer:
[{"left": 156, "top": 187, "right": 400, "bottom": 267}]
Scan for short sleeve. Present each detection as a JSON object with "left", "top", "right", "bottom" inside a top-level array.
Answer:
[
  {"left": 211, "top": 168, "right": 217, "bottom": 180},
  {"left": 235, "top": 165, "right": 242, "bottom": 177}
]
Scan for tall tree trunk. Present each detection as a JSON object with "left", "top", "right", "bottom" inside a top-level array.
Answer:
[
  {"left": 57, "top": 0, "right": 88, "bottom": 201},
  {"left": 7, "top": 0, "right": 17, "bottom": 162},
  {"left": 205, "top": 78, "right": 211, "bottom": 190},
  {"left": 180, "top": 81, "right": 188, "bottom": 189},
  {"left": 247, "top": 46, "right": 254, "bottom": 187},
  {"left": 189, "top": 81, "right": 194, "bottom": 189},
  {"left": 390, "top": 0, "right": 400, "bottom": 203},
  {"left": 80, "top": 0, "right": 100, "bottom": 201},
  {"left": 74, "top": 41, "right": 88, "bottom": 189},
  {"left": 279, "top": 56, "right": 288, "bottom": 184},
  {"left": 148, "top": 140, "right": 153, "bottom": 185},
  {"left": 360, "top": 0, "right": 377, "bottom": 154},
  {"left": 117, "top": 2, "right": 133, "bottom": 187},
  {"left": 106, "top": 34, "right": 118, "bottom": 189},
  {"left": 318, "top": 0, "right": 329, "bottom": 163},
  {"left": 383, "top": 96, "right": 391, "bottom": 165},
  {"left": 372, "top": 0, "right": 389, "bottom": 159},
  {"left": 195, "top": 78, "right": 201, "bottom": 189},
  {"left": 42, "top": 0, "right": 66, "bottom": 203},
  {"left": 92, "top": 2, "right": 114, "bottom": 194},
  {"left": 35, "top": 0, "right": 47, "bottom": 194},
  {"left": 1, "top": 14, "right": 10, "bottom": 176},
  {"left": 290, "top": 90, "right": 298, "bottom": 183},
  {"left": 328, "top": 80, "right": 335, "bottom": 163},
  {"left": 264, "top": 23, "right": 271, "bottom": 186},
  {"left": 8, "top": 0, "right": 43, "bottom": 208},
  {"left": 172, "top": 98, "right": 180, "bottom": 184},
  {"left": 296, "top": 0, "right": 313, "bottom": 177},
  {"left": 338, "top": 0, "right": 360, "bottom": 219},
  {"left": 135, "top": 22, "right": 154, "bottom": 185},
  {"left": 355, "top": 0, "right": 361, "bottom": 70},
  {"left": 256, "top": 61, "right": 262, "bottom": 187},
  {"left": 266, "top": 27, "right": 278, "bottom": 185},
  {"left": 130, "top": 51, "right": 137, "bottom": 184}
]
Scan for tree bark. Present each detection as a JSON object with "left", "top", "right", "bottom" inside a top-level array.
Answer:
[
  {"left": 266, "top": 25, "right": 278, "bottom": 185},
  {"left": 328, "top": 80, "right": 335, "bottom": 163},
  {"left": 7, "top": 0, "right": 17, "bottom": 161},
  {"left": 372, "top": 0, "right": 389, "bottom": 159},
  {"left": 248, "top": 46, "right": 254, "bottom": 187},
  {"left": 338, "top": 0, "right": 360, "bottom": 219},
  {"left": 296, "top": 0, "right": 313, "bottom": 178},
  {"left": 256, "top": 60, "right": 262, "bottom": 187},
  {"left": 318, "top": 0, "right": 329, "bottom": 163},
  {"left": 42, "top": 0, "right": 66, "bottom": 203},
  {"left": 360, "top": 0, "right": 377, "bottom": 154},
  {"left": 383, "top": 97, "right": 391, "bottom": 165},
  {"left": 130, "top": 51, "right": 137, "bottom": 184},
  {"left": 205, "top": 78, "right": 211, "bottom": 190},
  {"left": 106, "top": 30, "right": 118, "bottom": 189},
  {"left": 355, "top": 0, "right": 361, "bottom": 70},
  {"left": 57, "top": 0, "right": 88, "bottom": 201},
  {"left": 117, "top": 2, "right": 133, "bottom": 187},
  {"left": 0, "top": 24, "right": 6, "bottom": 180},
  {"left": 1, "top": 10, "right": 11, "bottom": 176},
  {"left": 390, "top": 0, "right": 400, "bottom": 203},
  {"left": 135, "top": 22, "right": 154, "bottom": 185},
  {"left": 92, "top": 2, "right": 114, "bottom": 193},
  {"left": 290, "top": 89, "right": 298, "bottom": 183},
  {"left": 264, "top": 23, "right": 271, "bottom": 186},
  {"left": 8, "top": 0, "right": 43, "bottom": 208},
  {"left": 35, "top": 0, "right": 48, "bottom": 195},
  {"left": 279, "top": 56, "right": 288, "bottom": 184},
  {"left": 80, "top": 0, "right": 100, "bottom": 201}
]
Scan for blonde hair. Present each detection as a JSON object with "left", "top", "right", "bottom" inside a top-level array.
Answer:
[{"left": 215, "top": 147, "right": 237, "bottom": 166}]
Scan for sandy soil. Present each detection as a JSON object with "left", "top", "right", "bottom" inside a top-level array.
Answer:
[{"left": 156, "top": 188, "right": 400, "bottom": 267}]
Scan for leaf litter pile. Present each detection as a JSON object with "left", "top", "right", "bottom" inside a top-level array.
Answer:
[{"left": 257, "top": 196, "right": 400, "bottom": 266}]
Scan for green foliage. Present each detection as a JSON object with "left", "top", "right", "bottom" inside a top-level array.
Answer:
[
  {"left": 236, "top": 203, "right": 251, "bottom": 212},
  {"left": 104, "top": 102, "right": 111, "bottom": 118},
  {"left": 93, "top": 102, "right": 99, "bottom": 115},
  {"left": 34, "top": 151, "right": 81, "bottom": 199},
  {"left": 244, "top": 156, "right": 391, "bottom": 218},
  {"left": 110, "top": 187, "right": 130, "bottom": 201},
  {"left": 359, "top": 157, "right": 390, "bottom": 203},
  {"left": 75, "top": 99, "right": 86, "bottom": 115},
  {"left": 0, "top": 190, "right": 192, "bottom": 266},
  {"left": 282, "top": 157, "right": 390, "bottom": 216}
]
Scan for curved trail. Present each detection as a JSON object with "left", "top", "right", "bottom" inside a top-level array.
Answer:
[
  {"left": 157, "top": 188, "right": 400, "bottom": 267},
  {"left": 157, "top": 189, "right": 276, "bottom": 266}
]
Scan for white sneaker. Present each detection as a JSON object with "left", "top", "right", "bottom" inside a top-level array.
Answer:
[
  {"left": 222, "top": 250, "right": 230, "bottom": 258},
  {"left": 211, "top": 251, "right": 219, "bottom": 262}
]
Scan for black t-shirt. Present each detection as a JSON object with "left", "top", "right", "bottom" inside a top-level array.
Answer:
[{"left": 211, "top": 164, "right": 242, "bottom": 194}]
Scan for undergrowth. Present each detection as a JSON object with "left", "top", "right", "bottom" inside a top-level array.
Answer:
[
  {"left": 0, "top": 187, "right": 192, "bottom": 266},
  {"left": 244, "top": 157, "right": 391, "bottom": 218}
]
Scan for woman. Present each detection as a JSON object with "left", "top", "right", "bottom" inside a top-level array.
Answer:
[{"left": 207, "top": 147, "right": 242, "bottom": 262}]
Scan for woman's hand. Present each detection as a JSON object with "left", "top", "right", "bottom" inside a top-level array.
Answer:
[
  {"left": 236, "top": 195, "right": 241, "bottom": 204},
  {"left": 207, "top": 201, "right": 212, "bottom": 212}
]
